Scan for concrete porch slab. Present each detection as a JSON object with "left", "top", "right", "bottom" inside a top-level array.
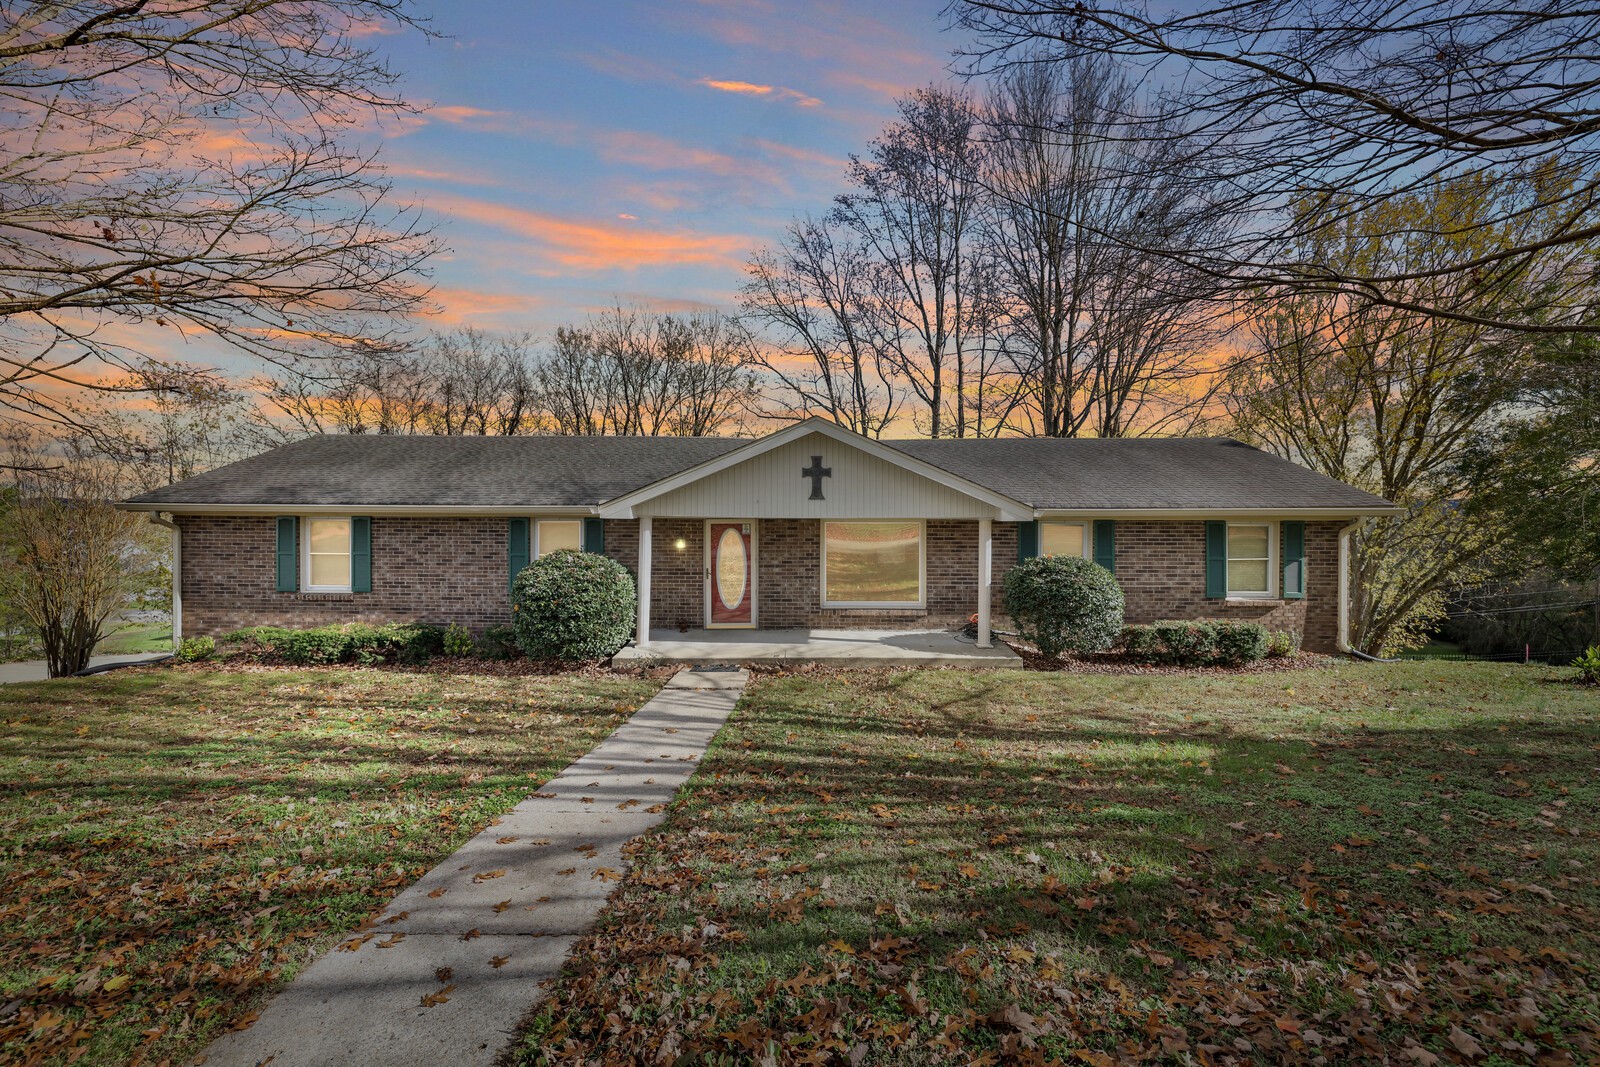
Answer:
[{"left": 613, "top": 627, "right": 1020, "bottom": 668}]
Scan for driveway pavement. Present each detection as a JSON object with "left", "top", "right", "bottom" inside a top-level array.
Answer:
[
  {"left": 0, "top": 652, "right": 170, "bottom": 684},
  {"left": 196, "top": 667, "right": 746, "bottom": 1067}
]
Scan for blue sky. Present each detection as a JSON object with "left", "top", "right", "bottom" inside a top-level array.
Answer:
[{"left": 369, "top": 1, "right": 968, "bottom": 333}]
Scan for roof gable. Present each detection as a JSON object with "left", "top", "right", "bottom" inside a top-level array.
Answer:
[{"left": 596, "top": 418, "right": 1034, "bottom": 520}]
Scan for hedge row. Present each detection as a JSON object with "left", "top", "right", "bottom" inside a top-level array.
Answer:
[
  {"left": 1121, "top": 620, "right": 1299, "bottom": 666},
  {"left": 219, "top": 622, "right": 447, "bottom": 666}
]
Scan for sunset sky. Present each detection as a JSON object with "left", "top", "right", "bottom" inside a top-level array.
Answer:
[{"left": 370, "top": 1, "right": 967, "bottom": 334}]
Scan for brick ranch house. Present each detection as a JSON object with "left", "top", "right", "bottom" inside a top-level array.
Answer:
[{"left": 119, "top": 417, "right": 1397, "bottom": 654}]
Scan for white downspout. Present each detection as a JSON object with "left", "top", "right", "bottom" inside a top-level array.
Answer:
[
  {"left": 977, "top": 517, "right": 993, "bottom": 648},
  {"left": 149, "top": 514, "right": 181, "bottom": 649},
  {"left": 1337, "top": 520, "right": 1359, "bottom": 655},
  {"left": 636, "top": 516, "right": 652, "bottom": 649}
]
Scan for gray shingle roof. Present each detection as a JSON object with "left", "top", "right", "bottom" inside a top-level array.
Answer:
[
  {"left": 889, "top": 437, "right": 1391, "bottom": 511},
  {"left": 124, "top": 435, "right": 746, "bottom": 508},
  {"left": 123, "top": 432, "right": 1393, "bottom": 512}
]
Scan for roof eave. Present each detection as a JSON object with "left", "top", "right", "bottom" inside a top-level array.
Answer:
[
  {"left": 116, "top": 502, "right": 600, "bottom": 516},
  {"left": 1033, "top": 505, "right": 1403, "bottom": 519}
]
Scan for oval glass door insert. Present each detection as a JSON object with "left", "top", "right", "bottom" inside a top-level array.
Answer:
[{"left": 716, "top": 527, "right": 747, "bottom": 610}]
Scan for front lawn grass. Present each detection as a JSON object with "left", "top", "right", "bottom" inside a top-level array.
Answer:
[
  {"left": 0, "top": 663, "right": 659, "bottom": 1066},
  {"left": 519, "top": 661, "right": 1600, "bottom": 1066}
]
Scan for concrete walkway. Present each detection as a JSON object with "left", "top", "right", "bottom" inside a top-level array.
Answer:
[
  {"left": 196, "top": 668, "right": 744, "bottom": 1067},
  {"left": 0, "top": 652, "right": 170, "bottom": 684},
  {"left": 613, "top": 627, "right": 1021, "bottom": 668}
]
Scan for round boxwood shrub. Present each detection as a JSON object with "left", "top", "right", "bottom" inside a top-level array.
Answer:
[
  {"left": 1003, "top": 555, "right": 1125, "bottom": 659},
  {"left": 512, "top": 550, "right": 637, "bottom": 662}
]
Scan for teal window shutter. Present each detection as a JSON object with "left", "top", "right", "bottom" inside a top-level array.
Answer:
[
  {"left": 583, "top": 517, "right": 605, "bottom": 554},
  {"left": 1017, "top": 520, "right": 1039, "bottom": 562},
  {"left": 508, "top": 518, "right": 530, "bottom": 594},
  {"left": 1092, "top": 520, "right": 1116, "bottom": 573},
  {"left": 1282, "top": 521, "right": 1306, "bottom": 599},
  {"left": 1205, "top": 520, "right": 1228, "bottom": 599},
  {"left": 350, "top": 517, "right": 372, "bottom": 593},
  {"left": 275, "top": 517, "right": 298, "bottom": 592}
]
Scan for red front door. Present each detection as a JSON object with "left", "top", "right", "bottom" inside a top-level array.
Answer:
[{"left": 708, "top": 522, "right": 754, "bottom": 626}]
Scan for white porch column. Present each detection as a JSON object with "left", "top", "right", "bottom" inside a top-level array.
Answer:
[
  {"left": 977, "top": 517, "right": 993, "bottom": 648},
  {"left": 636, "top": 516, "right": 653, "bottom": 649}
]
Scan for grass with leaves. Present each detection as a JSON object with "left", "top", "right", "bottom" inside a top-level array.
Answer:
[
  {"left": 519, "top": 661, "right": 1600, "bottom": 1066},
  {"left": 0, "top": 662, "right": 659, "bottom": 1067}
]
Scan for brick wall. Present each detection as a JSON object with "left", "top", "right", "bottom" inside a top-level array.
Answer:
[
  {"left": 177, "top": 514, "right": 1344, "bottom": 652},
  {"left": 177, "top": 515, "right": 514, "bottom": 634},
  {"left": 1108, "top": 519, "right": 1343, "bottom": 652}
]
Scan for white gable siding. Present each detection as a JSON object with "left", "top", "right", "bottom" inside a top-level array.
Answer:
[{"left": 634, "top": 432, "right": 1002, "bottom": 519}]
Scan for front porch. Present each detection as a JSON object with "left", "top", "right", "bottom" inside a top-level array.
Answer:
[{"left": 612, "top": 627, "right": 1021, "bottom": 668}]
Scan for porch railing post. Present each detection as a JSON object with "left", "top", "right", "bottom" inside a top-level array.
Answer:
[
  {"left": 637, "top": 516, "right": 653, "bottom": 649},
  {"left": 977, "top": 517, "right": 993, "bottom": 648}
]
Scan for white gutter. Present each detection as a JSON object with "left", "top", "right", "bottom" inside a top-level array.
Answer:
[
  {"left": 1035, "top": 507, "right": 1403, "bottom": 520},
  {"left": 117, "top": 503, "right": 597, "bottom": 517},
  {"left": 148, "top": 513, "right": 181, "bottom": 649}
]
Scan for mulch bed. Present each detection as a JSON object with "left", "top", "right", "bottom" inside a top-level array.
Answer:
[
  {"left": 160, "top": 652, "right": 681, "bottom": 682},
  {"left": 1004, "top": 639, "right": 1333, "bottom": 674}
]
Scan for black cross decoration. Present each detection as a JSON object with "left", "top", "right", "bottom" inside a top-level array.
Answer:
[{"left": 801, "top": 455, "right": 832, "bottom": 500}]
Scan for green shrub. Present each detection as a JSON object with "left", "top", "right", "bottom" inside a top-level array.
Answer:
[
  {"left": 477, "top": 624, "right": 520, "bottom": 661},
  {"left": 1151, "top": 620, "right": 1217, "bottom": 665},
  {"left": 442, "top": 623, "right": 475, "bottom": 657},
  {"left": 512, "top": 550, "right": 636, "bottom": 662},
  {"left": 1266, "top": 630, "right": 1301, "bottom": 658},
  {"left": 1003, "top": 555, "right": 1125, "bottom": 659},
  {"left": 1574, "top": 646, "right": 1600, "bottom": 685},
  {"left": 1211, "top": 621, "right": 1269, "bottom": 665},
  {"left": 222, "top": 622, "right": 444, "bottom": 666},
  {"left": 219, "top": 625, "right": 295, "bottom": 648},
  {"left": 1124, "top": 620, "right": 1272, "bottom": 666},
  {"left": 1121, "top": 624, "right": 1162, "bottom": 663},
  {"left": 275, "top": 626, "right": 354, "bottom": 664},
  {"left": 176, "top": 635, "right": 215, "bottom": 662}
]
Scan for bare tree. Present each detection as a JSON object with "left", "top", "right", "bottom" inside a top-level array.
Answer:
[
  {"left": 64, "top": 362, "right": 249, "bottom": 491},
  {"left": 537, "top": 307, "right": 760, "bottom": 436},
  {"left": 834, "top": 87, "right": 1001, "bottom": 437},
  {"left": 0, "top": 441, "right": 165, "bottom": 676},
  {"left": 982, "top": 55, "right": 1225, "bottom": 437},
  {"left": 0, "top": 1, "right": 437, "bottom": 436},
  {"left": 741, "top": 217, "right": 903, "bottom": 437},
  {"left": 952, "top": 0, "right": 1600, "bottom": 332},
  {"left": 418, "top": 330, "right": 539, "bottom": 436}
]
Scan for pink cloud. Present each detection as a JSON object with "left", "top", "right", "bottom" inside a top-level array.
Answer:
[
  {"left": 423, "top": 194, "right": 754, "bottom": 272},
  {"left": 697, "top": 77, "right": 823, "bottom": 108}
]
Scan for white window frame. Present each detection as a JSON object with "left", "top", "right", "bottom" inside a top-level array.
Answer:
[
  {"left": 1040, "top": 521, "right": 1090, "bottom": 559},
  {"left": 820, "top": 519, "right": 927, "bottom": 610},
  {"left": 302, "top": 515, "right": 353, "bottom": 593},
  {"left": 535, "top": 519, "right": 583, "bottom": 558},
  {"left": 1226, "top": 521, "right": 1277, "bottom": 600}
]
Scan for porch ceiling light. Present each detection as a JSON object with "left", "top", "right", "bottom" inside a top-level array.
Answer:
[{"left": 674, "top": 537, "right": 687, "bottom": 551}]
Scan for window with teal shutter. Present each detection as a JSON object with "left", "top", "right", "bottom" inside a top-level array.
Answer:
[
  {"left": 583, "top": 517, "right": 605, "bottom": 554},
  {"left": 275, "top": 517, "right": 297, "bottom": 592},
  {"left": 1092, "top": 520, "right": 1116, "bottom": 573},
  {"left": 1282, "top": 521, "right": 1306, "bottom": 599},
  {"left": 507, "top": 517, "right": 530, "bottom": 594},
  {"left": 350, "top": 517, "right": 372, "bottom": 593},
  {"left": 1016, "top": 520, "right": 1039, "bottom": 562},
  {"left": 1204, "top": 520, "right": 1228, "bottom": 599}
]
